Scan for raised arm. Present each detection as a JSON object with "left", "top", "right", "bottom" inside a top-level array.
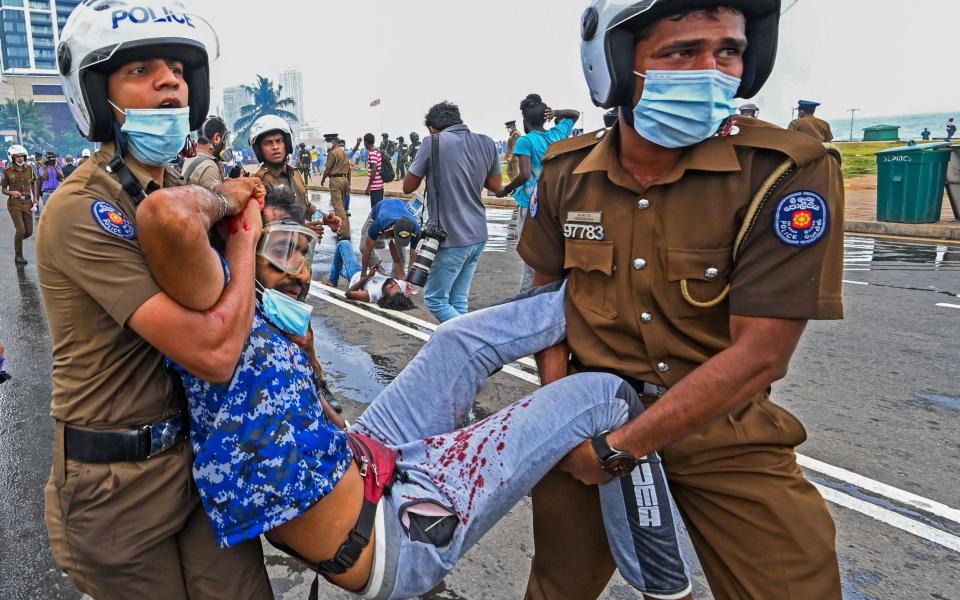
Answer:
[
  {"left": 137, "top": 177, "right": 264, "bottom": 311},
  {"left": 129, "top": 197, "right": 264, "bottom": 383}
]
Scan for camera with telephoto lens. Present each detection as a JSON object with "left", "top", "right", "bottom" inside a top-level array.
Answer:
[{"left": 406, "top": 221, "right": 448, "bottom": 288}]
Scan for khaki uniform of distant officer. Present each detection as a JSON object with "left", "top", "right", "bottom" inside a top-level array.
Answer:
[
  {"left": 322, "top": 142, "right": 352, "bottom": 240},
  {"left": 2, "top": 159, "right": 37, "bottom": 260},
  {"left": 789, "top": 100, "right": 834, "bottom": 142},
  {"left": 506, "top": 124, "right": 522, "bottom": 180},
  {"left": 255, "top": 161, "right": 310, "bottom": 215},
  {"left": 182, "top": 149, "right": 224, "bottom": 190},
  {"left": 38, "top": 143, "right": 273, "bottom": 599},
  {"left": 519, "top": 118, "right": 845, "bottom": 599}
]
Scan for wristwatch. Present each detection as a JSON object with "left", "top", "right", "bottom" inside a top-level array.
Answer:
[{"left": 591, "top": 431, "right": 639, "bottom": 478}]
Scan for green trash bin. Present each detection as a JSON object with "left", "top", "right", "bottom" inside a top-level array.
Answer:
[{"left": 875, "top": 142, "right": 951, "bottom": 223}]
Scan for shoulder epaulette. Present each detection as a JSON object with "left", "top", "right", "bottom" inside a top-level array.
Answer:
[
  {"left": 254, "top": 165, "right": 268, "bottom": 179},
  {"left": 730, "top": 118, "right": 827, "bottom": 167},
  {"left": 544, "top": 129, "right": 606, "bottom": 162}
]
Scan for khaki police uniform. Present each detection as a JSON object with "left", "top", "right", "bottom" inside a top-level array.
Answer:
[
  {"left": 506, "top": 129, "right": 522, "bottom": 180},
  {"left": 255, "top": 161, "right": 313, "bottom": 221},
  {"left": 37, "top": 142, "right": 273, "bottom": 600},
  {"left": 518, "top": 118, "right": 845, "bottom": 600},
  {"left": 789, "top": 115, "right": 834, "bottom": 143},
  {"left": 322, "top": 145, "right": 352, "bottom": 240},
  {"left": 182, "top": 149, "right": 224, "bottom": 190},
  {"left": 2, "top": 162, "right": 37, "bottom": 258}
]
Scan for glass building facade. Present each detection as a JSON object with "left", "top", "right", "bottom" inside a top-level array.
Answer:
[{"left": 1, "top": 0, "right": 81, "bottom": 73}]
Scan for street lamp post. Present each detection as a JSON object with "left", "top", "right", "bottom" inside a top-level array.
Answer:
[
  {"left": 2, "top": 75, "right": 24, "bottom": 144},
  {"left": 847, "top": 108, "right": 860, "bottom": 142}
]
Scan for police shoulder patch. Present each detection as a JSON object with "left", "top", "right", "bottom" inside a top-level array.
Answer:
[
  {"left": 773, "top": 190, "right": 828, "bottom": 247},
  {"left": 529, "top": 188, "right": 539, "bottom": 219},
  {"left": 91, "top": 200, "right": 136, "bottom": 240}
]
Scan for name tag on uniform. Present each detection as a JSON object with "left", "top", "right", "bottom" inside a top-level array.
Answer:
[
  {"left": 564, "top": 211, "right": 605, "bottom": 241},
  {"left": 567, "top": 211, "right": 603, "bottom": 224}
]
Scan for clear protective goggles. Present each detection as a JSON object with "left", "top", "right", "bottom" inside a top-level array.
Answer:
[{"left": 256, "top": 221, "right": 319, "bottom": 276}]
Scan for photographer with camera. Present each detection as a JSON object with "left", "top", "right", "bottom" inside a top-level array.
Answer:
[{"left": 402, "top": 101, "right": 502, "bottom": 322}]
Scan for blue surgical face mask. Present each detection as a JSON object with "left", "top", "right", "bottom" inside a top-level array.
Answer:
[
  {"left": 258, "top": 283, "right": 313, "bottom": 337},
  {"left": 632, "top": 69, "right": 741, "bottom": 149},
  {"left": 109, "top": 101, "right": 191, "bottom": 166}
]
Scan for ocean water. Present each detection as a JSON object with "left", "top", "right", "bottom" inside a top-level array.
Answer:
[{"left": 826, "top": 111, "right": 957, "bottom": 142}]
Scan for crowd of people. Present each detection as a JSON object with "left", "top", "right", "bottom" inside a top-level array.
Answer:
[{"left": 2, "top": 0, "right": 862, "bottom": 599}]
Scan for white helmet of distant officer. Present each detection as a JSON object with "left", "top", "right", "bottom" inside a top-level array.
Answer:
[
  {"left": 57, "top": 0, "right": 219, "bottom": 190},
  {"left": 248, "top": 115, "right": 294, "bottom": 165},
  {"left": 7, "top": 144, "right": 29, "bottom": 165}
]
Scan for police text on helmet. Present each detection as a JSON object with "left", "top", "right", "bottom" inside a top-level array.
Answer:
[{"left": 111, "top": 6, "right": 195, "bottom": 30}]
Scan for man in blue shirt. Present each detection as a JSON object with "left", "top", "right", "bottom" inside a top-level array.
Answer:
[
  {"left": 359, "top": 197, "right": 420, "bottom": 277},
  {"left": 497, "top": 94, "right": 580, "bottom": 291}
]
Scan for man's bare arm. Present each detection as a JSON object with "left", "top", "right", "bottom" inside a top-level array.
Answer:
[
  {"left": 128, "top": 199, "right": 263, "bottom": 383},
  {"left": 402, "top": 172, "right": 423, "bottom": 195},
  {"left": 532, "top": 271, "right": 569, "bottom": 385},
  {"left": 610, "top": 315, "right": 805, "bottom": 456},
  {"left": 138, "top": 178, "right": 265, "bottom": 311},
  {"left": 387, "top": 240, "right": 406, "bottom": 280},
  {"left": 498, "top": 155, "right": 530, "bottom": 197},
  {"left": 360, "top": 236, "right": 377, "bottom": 276},
  {"left": 560, "top": 315, "right": 807, "bottom": 484}
]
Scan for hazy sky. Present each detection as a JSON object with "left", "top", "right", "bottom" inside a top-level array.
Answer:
[{"left": 193, "top": 0, "right": 959, "bottom": 141}]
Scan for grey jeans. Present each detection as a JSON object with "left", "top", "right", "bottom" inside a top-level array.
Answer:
[
  {"left": 516, "top": 206, "right": 535, "bottom": 292},
  {"left": 351, "top": 283, "right": 691, "bottom": 599}
]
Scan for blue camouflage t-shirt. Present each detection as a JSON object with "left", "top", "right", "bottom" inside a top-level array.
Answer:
[
  {"left": 512, "top": 119, "right": 575, "bottom": 208},
  {"left": 170, "top": 308, "right": 352, "bottom": 548}
]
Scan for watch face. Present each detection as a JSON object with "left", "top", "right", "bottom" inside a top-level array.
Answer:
[{"left": 603, "top": 456, "right": 637, "bottom": 478}]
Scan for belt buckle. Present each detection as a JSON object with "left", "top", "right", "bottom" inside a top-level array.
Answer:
[{"left": 139, "top": 414, "right": 184, "bottom": 459}]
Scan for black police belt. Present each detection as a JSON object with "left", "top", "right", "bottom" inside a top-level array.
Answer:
[
  {"left": 570, "top": 357, "right": 666, "bottom": 399},
  {"left": 328, "top": 173, "right": 349, "bottom": 177},
  {"left": 64, "top": 412, "right": 187, "bottom": 463}
]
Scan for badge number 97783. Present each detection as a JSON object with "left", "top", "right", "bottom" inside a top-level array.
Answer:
[{"left": 564, "top": 223, "right": 605, "bottom": 240}]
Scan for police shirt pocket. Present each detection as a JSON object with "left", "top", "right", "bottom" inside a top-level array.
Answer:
[
  {"left": 666, "top": 247, "right": 733, "bottom": 318},
  {"left": 564, "top": 239, "right": 618, "bottom": 320}
]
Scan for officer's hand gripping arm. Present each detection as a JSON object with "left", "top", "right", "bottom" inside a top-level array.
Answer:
[
  {"left": 130, "top": 198, "right": 262, "bottom": 383},
  {"left": 607, "top": 316, "right": 806, "bottom": 461}
]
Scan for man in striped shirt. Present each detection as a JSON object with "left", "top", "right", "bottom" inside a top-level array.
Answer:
[{"left": 363, "top": 133, "right": 385, "bottom": 207}]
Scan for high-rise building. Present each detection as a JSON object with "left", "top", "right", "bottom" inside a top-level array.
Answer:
[
  {"left": 279, "top": 69, "right": 304, "bottom": 130},
  {"left": 1, "top": 0, "right": 82, "bottom": 73},
  {"left": 0, "top": 1, "right": 83, "bottom": 144},
  {"left": 222, "top": 84, "right": 252, "bottom": 132}
]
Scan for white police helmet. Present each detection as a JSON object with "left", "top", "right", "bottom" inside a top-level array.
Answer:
[
  {"left": 7, "top": 145, "right": 28, "bottom": 158},
  {"left": 248, "top": 115, "right": 293, "bottom": 163},
  {"left": 57, "top": 0, "right": 220, "bottom": 142},
  {"left": 580, "top": 0, "right": 781, "bottom": 108}
]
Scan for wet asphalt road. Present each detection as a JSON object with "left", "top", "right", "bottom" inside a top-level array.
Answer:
[{"left": 1, "top": 191, "right": 958, "bottom": 599}]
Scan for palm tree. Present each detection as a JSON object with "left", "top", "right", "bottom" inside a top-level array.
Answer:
[
  {"left": 0, "top": 99, "right": 53, "bottom": 150},
  {"left": 232, "top": 75, "right": 298, "bottom": 147}
]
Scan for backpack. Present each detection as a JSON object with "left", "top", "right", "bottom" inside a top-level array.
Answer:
[{"left": 379, "top": 149, "right": 396, "bottom": 183}]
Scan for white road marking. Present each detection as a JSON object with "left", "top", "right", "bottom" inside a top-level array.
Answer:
[
  {"left": 935, "top": 303, "right": 960, "bottom": 310},
  {"left": 311, "top": 283, "right": 538, "bottom": 370},
  {"left": 798, "top": 455, "right": 960, "bottom": 524},
  {"left": 814, "top": 484, "right": 960, "bottom": 553},
  {"left": 308, "top": 281, "right": 960, "bottom": 549},
  {"left": 843, "top": 280, "right": 870, "bottom": 286},
  {"left": 308, "top": 289, "right": 540, "bottom": 384}
]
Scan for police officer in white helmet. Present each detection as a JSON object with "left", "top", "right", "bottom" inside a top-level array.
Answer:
[
  {"left": 520, "top": 1, "right": 845, "bottom": 598},
  {"left": 38, "top": 1, "right": 273, "bottom": 597}
]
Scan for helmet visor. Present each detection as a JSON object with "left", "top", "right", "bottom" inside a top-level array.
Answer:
[
  {"left": 595, "top": 0, "right": 659, "bottom": 34},
  {"left": 257, "top": 223, "right": 318, "bottom": 276}
]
